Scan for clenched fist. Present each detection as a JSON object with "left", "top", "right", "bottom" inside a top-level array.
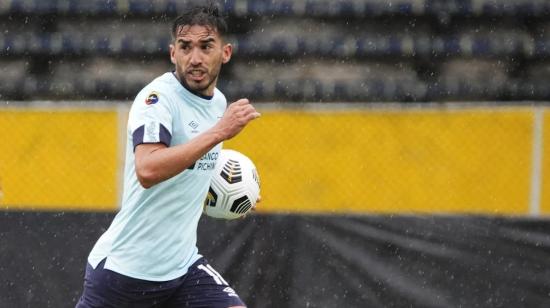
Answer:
[{"left": 215, "top": 98, "right": 260, "bottom": 141}]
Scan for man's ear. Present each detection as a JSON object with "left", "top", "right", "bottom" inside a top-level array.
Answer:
[
  {"left": 169, "top": 44, "right": 176, "bottom": 65},
  {"left": 222, "top": 43, "right": 232, "bottom": 64}
]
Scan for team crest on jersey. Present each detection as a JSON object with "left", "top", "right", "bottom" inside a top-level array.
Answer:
[{"left": 145, "top": 92, "right": 159, "bottom": 105}]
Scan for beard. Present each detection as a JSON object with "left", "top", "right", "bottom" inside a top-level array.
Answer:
[{"left": 175, "top": 65, "right": 220, "bottom": 96}]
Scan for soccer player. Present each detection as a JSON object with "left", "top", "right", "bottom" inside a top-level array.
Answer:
[{"left": 76, "top": 4, "right": 259, "bottom": 308}]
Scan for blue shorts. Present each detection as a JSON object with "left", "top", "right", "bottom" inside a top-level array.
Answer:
[{"left": 76, "top": 257, "right": 246, "bottom": 308}]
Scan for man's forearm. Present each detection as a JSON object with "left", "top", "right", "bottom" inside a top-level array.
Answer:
[{"left": 135, "top": 128, "right": 224, "bottom": 188}]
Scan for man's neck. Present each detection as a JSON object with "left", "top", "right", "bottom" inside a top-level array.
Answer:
[{"left": 172, "top": 71, "right": 214, "bottom": 100}]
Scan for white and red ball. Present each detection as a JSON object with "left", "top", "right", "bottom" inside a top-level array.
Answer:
[{"left": 204, "top": 149, "right": 260, "bottom": 220}]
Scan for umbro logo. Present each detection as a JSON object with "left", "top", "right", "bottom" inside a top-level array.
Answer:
[{"left": 188, "top": 121, "right": 199, "bottom": 130}]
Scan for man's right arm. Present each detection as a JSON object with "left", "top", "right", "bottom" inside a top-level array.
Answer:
[{"left": 135, "top": 99, "right": 260, "bottom": 189}]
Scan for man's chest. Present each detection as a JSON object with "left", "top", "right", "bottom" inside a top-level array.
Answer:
[{"left": 170, "top": 104, "right": 222, "bottom": 145}]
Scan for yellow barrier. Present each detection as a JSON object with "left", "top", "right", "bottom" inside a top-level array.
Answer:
[
  {"left": 0, "top": 108, "right": 119, "bottom": 211},
  {"left": 542, "top": 110, "right": 550, "bottom": 214},
  {"left": 226, "top": 107, "right": 539, "bottom": 215},
  {"left": 0, "top": 104, "right": 547, "bottom": 215}
]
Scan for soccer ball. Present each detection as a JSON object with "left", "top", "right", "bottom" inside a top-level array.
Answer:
[{"left": 204, "top": 149, "right": 261, "bottom": 220}]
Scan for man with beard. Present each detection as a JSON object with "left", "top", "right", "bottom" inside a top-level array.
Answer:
[{"left": 76, "top": 4, "right": 259, "bottom": 307}]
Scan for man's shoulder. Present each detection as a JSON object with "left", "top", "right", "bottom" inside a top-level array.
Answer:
[
  {"left": 143, "top": 72, "right": 178, "bottom": 95},
  {"left": 213, "top": 88, "right": 228, "bottom": 108},
  {"left": 134, "top": 73, "right": 178, "bottom": 104}
]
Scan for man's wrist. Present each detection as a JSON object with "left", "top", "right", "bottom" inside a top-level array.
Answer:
[{"left": 206, "top": 127, "right": 227, "bottom": 144}]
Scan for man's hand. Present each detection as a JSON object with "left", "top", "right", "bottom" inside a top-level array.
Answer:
[{"left": 215, "top": 99, "right": 260, "bottom": 141}]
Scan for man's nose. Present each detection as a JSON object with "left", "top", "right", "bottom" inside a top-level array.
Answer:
[{"left": 189, "top": 47, "right": 202, "bottom": 66}]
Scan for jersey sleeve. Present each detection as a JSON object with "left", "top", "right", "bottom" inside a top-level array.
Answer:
[{"left": 128, "top": 90, "right": 173, "bottom": 151}]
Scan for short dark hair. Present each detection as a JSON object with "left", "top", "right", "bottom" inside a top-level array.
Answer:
[{"left": 171, "top": 3, "right": 228, "bottom": 40}]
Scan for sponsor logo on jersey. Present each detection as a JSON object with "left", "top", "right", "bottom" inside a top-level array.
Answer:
[
  {"left": 188, "top": 121, "right": 199, "bottom": 132},
  {"left": 196, "top": 151, "right": 219, "bottom": 171},
  {"left": 145, "top": 92, "right": 159, "bottom": 105}
]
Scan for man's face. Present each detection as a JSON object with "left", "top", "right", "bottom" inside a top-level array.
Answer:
[{"left": 170, "top": 25, "right": 232, "bottom": 97}]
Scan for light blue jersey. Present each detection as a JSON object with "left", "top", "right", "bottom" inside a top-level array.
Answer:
[{"left": 88, "top": 72, "right": 226, "bottom": 281}]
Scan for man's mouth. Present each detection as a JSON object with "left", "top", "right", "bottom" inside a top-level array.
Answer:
[{"left": 187, "top": 69, "right": 206, "bottom": 82}]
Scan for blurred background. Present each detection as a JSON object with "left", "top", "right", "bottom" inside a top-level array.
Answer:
[
  {"left": 2, "top": 0, "right": 550, "bottom": 307},
  {"left": 1, "top": 0, "right": 550, "bottom": 102}
]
